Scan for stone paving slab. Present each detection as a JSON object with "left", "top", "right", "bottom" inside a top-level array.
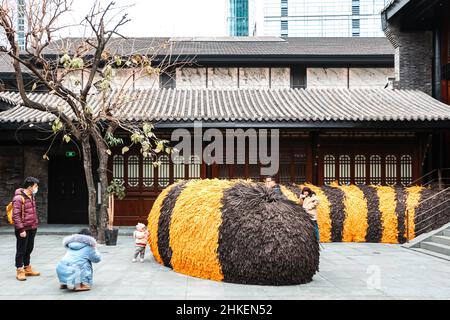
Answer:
[{"left": 0, "top": 233, "right": 449, "bottom": 300}]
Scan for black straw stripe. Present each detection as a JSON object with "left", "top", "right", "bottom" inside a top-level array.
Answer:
[
  {"left": 321, "top": 185, "right": 346, "bottom": 242},
  {"left": 358, "top": 185, "right": 382, "bottom": 243},
  {"left": 157, "top": 181, "right": 188, "bottom": 269},
  {"left": 395, "top": 186, "right": 407, "bottom": 244}
]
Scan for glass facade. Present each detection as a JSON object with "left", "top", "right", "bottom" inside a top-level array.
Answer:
[
  {"left": 17, "top": 0, "right": 25, "bottom": 50},
  {"left": 263, "top": 0, "right": 390, "bottom": 37},
  {"left": 228, "top": 0, "right": 249, "bottom": 36}
]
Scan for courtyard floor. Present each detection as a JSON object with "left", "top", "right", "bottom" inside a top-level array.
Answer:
[{"left": 0, "top": 233, "right": 449, "bottom": 300}]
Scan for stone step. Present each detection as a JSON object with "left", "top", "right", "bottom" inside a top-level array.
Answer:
[
  {"left": 420, "top": 241, "right": 450, "bottom": 256},
  {"left": 443, "top": 229, "right": 450, "bottom": 237},
  {"left": 431, "top": 235, "right": 450, "bottom": 246},
  {"left": 410, "top": 248, "right": 450, "bottom": 261}
]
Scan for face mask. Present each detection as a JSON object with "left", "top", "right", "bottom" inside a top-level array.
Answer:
[{"left": 32, "top": 187, "right": 38, "bottom": 195}]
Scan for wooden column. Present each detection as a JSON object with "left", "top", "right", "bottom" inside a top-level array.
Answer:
[
  {"left": 311, "top": 132, "right": 320, "bottom": 185},
  {"left": 306, "top": 133, "right": 313, "bottom": 183}
]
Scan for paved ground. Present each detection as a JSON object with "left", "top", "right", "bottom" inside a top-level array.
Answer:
[{"left": 0, "top": 233, "right": 449, "bottom": 300}]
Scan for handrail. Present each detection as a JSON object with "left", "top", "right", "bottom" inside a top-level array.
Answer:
[
  {"left": 409, "top": 169, "right": 438, "bottom": 186},
  {"left": 415, "top": 197, "right": 450, "bottom": 220},
  {"left": 405, "top": 184, "right": 450, "bottom": 243},
  {"left": 408, "top": 168, "right": 450, "bottom": 187},
  {"left": 415, "top": 203, "right": 450, "bottom": 235},
  {"left": 414, "top": 185, "right": 450, "bottom": 207}
]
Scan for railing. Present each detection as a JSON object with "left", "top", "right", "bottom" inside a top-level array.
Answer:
[
  {"left": 405, "top": 185, "right": 450, "bottom": 242},
  {"left": 408, "top": 168, "right": 450, "bottom": 188}
]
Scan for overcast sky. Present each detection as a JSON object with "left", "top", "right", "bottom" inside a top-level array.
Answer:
[{"left": 58, "top": 0, "right": 228, "bottom": 38}]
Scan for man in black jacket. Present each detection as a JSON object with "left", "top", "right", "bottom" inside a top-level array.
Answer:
[{"left": 264, "top": 176, "right": 281, "bottom": 195}]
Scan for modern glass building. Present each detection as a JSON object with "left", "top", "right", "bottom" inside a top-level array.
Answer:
[
  {"left": 228, "top": 0, "right": 250, "bottom": 36},
  {"left": 17, "top": 0, "right": 26, "bottom": 50},
  {"left": 263, "top": 0, "right": 390, "bottom": 37}
]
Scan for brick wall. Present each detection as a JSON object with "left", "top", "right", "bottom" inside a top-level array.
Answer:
[
  {"left": 384, "top": 19, "right": 433, "bottom": 95},
  {"left": 0, "top": 146, "right": 48, "bottom": 226},
  {"left": 23, "top": 147, "right": 48, "bottom": 224}
]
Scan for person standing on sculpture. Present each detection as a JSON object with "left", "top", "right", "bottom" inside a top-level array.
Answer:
[
  {"left": 265, "top": 176, "right": 282, "bottom": 195},
  {"left": 300, "top": 187, "right": 320, "bottom": 242}
]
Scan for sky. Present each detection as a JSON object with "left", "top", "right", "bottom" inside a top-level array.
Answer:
[{"left": 58, "top": 0, "right": 229, "bottom": 38}]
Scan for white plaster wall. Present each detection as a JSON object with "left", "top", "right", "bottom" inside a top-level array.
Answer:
[
  {"left": 207, "top": 67, "right": 238, "bottom": 88},
  {"left": 271, "top": 68, "right": 290, "bottom": 89},
  {"left": 349, "top": 68, "right": 394, "bottom": 89},
  {"left": 307, "top": 68, "right": 348, "bottom": 88},
  {"left": 59, "top": 68, "right": 159, "bottom": 92},
  {"left": 307, "top": 67, "right": 395, "bottom": 89},
  {"left": 127, "top": 70, "right": 159, "bottom": 90},
  {"left": 176, "top": 68, "right": 207, "bottom": 89},
  {"left": 239, "top": 67, "right": 270, "bottom": 88}
]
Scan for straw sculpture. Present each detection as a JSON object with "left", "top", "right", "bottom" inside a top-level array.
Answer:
[
  {"left": 148, "top": 179, "right": 320, "bottom": 285},
  {"left": 148, "top": 179, "right": 450, "bottom": 285}
]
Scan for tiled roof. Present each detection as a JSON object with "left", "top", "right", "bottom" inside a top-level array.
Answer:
[
  {"left": 1, "top": 88, "right": 449, "bottom": 125},
  {"left": 0, "top": 53, "right": 31, "bottom": 73},
  {"left": 381, "top": 0, "right": 397, "bottom": 13},
  {"left": 44, "top": 37, "right": 394, "bottom": 57}
]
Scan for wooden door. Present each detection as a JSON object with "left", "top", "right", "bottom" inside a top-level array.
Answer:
[{"left": 48, "top": 156, "right": 88, "bottom": 224}]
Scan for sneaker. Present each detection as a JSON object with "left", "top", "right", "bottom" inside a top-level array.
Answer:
[
  {"left": 132, "top": 258, "right": 137, "bottom": 263},
  {"left": 139, "top": 258, "right": 144, "bottom": 263}
]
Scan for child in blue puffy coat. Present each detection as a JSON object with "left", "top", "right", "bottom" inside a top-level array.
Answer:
[{"left": 56, "top": 229, "right": 101, "bottom": 292}]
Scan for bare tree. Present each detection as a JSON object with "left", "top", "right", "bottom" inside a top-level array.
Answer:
[{"left": 0, "top": 0, "right": 190, "bottom": 242}]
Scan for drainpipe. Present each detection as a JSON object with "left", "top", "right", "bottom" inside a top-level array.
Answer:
[{"left": 433, "top": 27, "right": 442, "bottom": 101}]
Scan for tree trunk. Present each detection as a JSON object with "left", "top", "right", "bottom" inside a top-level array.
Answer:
[
  {"left": 81, "top": 137, "right": 98, "bottom": 239},
  {"left": 92, "top": 134, "right": 111, "bottom": 244}
]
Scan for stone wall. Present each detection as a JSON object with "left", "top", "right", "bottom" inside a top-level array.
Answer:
[
  {"left": 60, "top": 69, "right": 159, "bottom": 92},
  {"left": 0, "top": 146, "right": 48, "bottom": 226},
  {"left": 0, "top": 147, "right": 23, "bottom": 226},
  {"left": 307, "top": 68, "right": 348, "bottom": 88},
  {"left": 307, "top": 67, "right": 394, "bottom": 88},
  {"left": 176, "top": 67, "right": 291, "bottom": 89},
  {"left": 23, "top": 147, "right": 48, "bottom": 224},
  {"left": 383, "top": 19, "right": 433, "bottom": 95}
]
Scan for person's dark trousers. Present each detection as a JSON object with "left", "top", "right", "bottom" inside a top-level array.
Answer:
[{"left": 15, "top": 229, "right": 37, "bottom": 268}]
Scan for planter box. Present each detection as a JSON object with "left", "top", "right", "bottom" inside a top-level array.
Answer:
[{"left": 104, "top": 228, "right": 119, "bottom": 246}]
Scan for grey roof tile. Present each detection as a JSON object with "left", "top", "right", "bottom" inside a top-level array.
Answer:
[
  {"left": 1, "top": 88, "right": 450, "bottom": 125},
  {"left": 43, "top": 37, "right": 394, "bottom": 57}
]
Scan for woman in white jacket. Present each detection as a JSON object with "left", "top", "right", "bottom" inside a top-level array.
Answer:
[{"left": 300, "top": 187, "right": 320, "bottom": 242}]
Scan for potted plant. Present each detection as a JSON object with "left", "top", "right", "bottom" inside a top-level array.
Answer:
[{"left": 105, "top": 179, "right": 125, "bottom": 246}]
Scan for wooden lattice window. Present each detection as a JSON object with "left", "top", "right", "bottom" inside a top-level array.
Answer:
[
  {"left": 279, "top": 153, "right": 291, "bottom": 185},
  {"left": 370, "top": 155, "right": 382, "bottom": 185},
  {"left": 339, "top": 155, "right": 351, "bottom": 185},
  {"left": 143, "top": 157, "right": 154, "bottom": 187},
  {"left": 127, "top": 155, "right": 139, "bottom": 187},
  {"left": 294, "top": 153, "right": 306, "bottom": 184},
  {"left": 385, "top": 155, "right": 397, "bottom": 185},
  {"left": 354, "top": 155, "right": 366, "bottom": 185},
  {"left": 324, "top": 155, "right": 336, "bottom": 185},
  {"left": 188, "top": 155, "right": 201, "bottom": 179},
  {"left": 158, "top": 155, "right": 170, "bottom": 187},
  {"left": 400, "top": 155, "right": 412, "bottom": 186},
  {"left": 112, "top": 155, "right": 124, "bottom": 184},
  {"left": 173, "top": 155, "right": 186, "bottom": 182}
]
